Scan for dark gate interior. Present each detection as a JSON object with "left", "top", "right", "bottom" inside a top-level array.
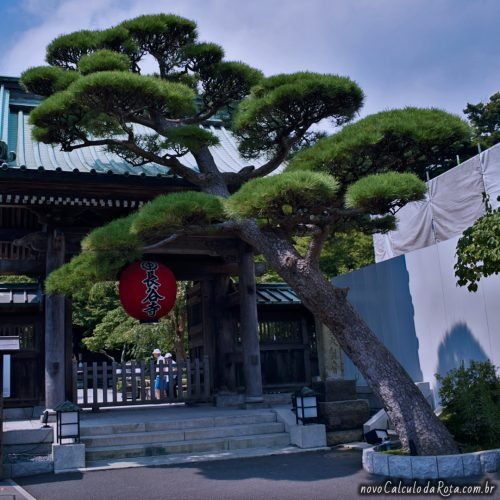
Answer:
[
  {"left": 0, "top": 318, "right": 44, "bottom": 407},
  {"left": 186, "top": 281, "right": 318, "bottom": 393},
  {"left": 258, "top": 310, "right": 314, "bottom": 388}
]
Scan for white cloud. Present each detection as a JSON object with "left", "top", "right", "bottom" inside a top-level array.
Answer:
[{"left": 1, "top": 0, "right": 499, "bottom": 117}]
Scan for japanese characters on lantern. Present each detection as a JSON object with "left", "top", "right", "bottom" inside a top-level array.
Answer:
[{"left": 119, "top": 261, "right": 177, "bottom": 322}]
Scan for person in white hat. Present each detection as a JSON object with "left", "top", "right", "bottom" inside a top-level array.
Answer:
[{"left": 152, "top": 349, "right": 165, "bottom": 399}]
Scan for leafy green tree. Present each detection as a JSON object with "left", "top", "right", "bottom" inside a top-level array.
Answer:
[
  {"left": 73, "top": 281, "right": 187, "bottom": 362},
  {"left": 455, "top": 194, "right": 500, "bottom": 291},
  {"left": 464, "top": 92, "right": 500, "bottom": 150},
  {"left": 22, "top": 13, "right": 471, "bottom": 455},
  {"left": 437, "top": 360, "right": 500, "bottom": 449},
  {"left": 72, "top": 282, "right": 120, "bottom": 339},
  {"left": 83, "top": 307, "right": 176, "bottom": 363},
  {"left": 318, "top": 230, "right": 375, "bottom": 277}
]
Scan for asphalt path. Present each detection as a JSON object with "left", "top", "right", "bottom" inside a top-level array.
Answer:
[{"left": 16, "top": 449, "right": 500, "bottom": 500}]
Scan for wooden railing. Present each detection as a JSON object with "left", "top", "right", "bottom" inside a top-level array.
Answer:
[{"left": 72, "top": 356, "right": 210, "bottom": 409}]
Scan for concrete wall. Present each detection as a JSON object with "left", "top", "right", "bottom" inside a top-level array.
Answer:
[{"left": 332, "top": 236, "right": 500, "bottom": 406}]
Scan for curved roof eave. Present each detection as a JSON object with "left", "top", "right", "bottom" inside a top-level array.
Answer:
[{"left": 0, "top": 78, "right": 286, "bottom": 180}]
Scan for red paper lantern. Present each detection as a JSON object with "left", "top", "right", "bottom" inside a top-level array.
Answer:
[{"left": 119, "top": 261, "right": 177, "bottom": 322}]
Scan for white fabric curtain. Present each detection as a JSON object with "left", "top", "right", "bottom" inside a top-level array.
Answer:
[{"left": 374, "top": 142, "right": 500, "bottom": 262}]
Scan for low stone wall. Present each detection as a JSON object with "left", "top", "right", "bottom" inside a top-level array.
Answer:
[
  {"left": 3, "top": 456, "right": 53, "bottom": 478},
  {"left": 3, "top": 426, "right": 55, "bottom": 478},
  {"left": 363, "top": 446, "right": 500, "bottom": 479}
]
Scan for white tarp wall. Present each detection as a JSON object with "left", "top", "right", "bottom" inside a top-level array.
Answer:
[
  {"left": 374, "top": 142, "right": 500, "bottom": 262},
  {"left": 334, "top": 240, "right": 500, "bottom": 406},
  {"left": 334, "top": 143, "right": 500, "bottom": 406}
]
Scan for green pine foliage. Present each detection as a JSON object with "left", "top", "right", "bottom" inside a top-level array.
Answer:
[
  {"left": 233, "top": 72, "right": 363, "bottom": 158},
  {"left": 82, "top": 213, "right": 142, "bottom": 253},
  {"left": 119, "top": 14, "right": 197, "bottom": 69},
  {"left": 45, "top": 253, "right": 96, "bottom": 295},
  {"left": 455, "top": 195, "right": 500, "bottom": 292},
  {"left": 182, "top": 42, "right": 224, "bottom": 70},
  {"left": 45, "top": 193, "right": 226, "bottom": 294},
  {"left": 437, "top": 360, "right": 500, "bottom": 449},
  {"left": 45, "top": 214, "right": 143, "bottom": 295},
  {"left": 29, "top": 71, "right": 196, "bottom": 146},
  {"left": 199, "top": 61, "right": 263, "bottom": 105},
  {"left": 132, "top": 191, "right": 226, "bottom": 239},
  {"left": 225, "top": 171, "right": 339, "bottom": 225},
  {"left": 345, "top": 172, "right": 427, "bottom": 214},
  {"left": 162, "top": 125, "right": 219, "bottom": 154},
  {"left": 78, "top": 50, "right": 131, "bottom": 75},
  {"left": 20, "top": 66, "right": 79, "bottom": 97},
  {"left": 46, "top": 30, "right": 99, "bottom": 69},
  {"left": 288, "top": 107, "right": 472, "bottom": 183},
  {"left": 67, "top": 71, "right": 196, "bottom": 119}
]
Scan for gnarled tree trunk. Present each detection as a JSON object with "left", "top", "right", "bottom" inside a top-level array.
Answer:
[{"left": 240, "top": 220, "right": 458, "bottom": 456}]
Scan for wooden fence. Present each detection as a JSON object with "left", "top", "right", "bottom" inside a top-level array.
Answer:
[{"left": 72, "top": 356, "right": 210, "bottom": 409}]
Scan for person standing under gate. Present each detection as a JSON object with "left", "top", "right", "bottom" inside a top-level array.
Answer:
[
  {"left": 153, "top": 348, "right": 165, "bottom": 399},
  {"left": 164, "top": 352, "right": 178, "bottom": 398}
]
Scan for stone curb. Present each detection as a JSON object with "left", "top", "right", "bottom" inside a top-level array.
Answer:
[{"left": 363, "top": 446, "right": 500, "bottom": 479}]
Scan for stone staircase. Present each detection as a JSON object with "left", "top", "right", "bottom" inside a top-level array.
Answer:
[{"left": 82, "top": 411, "right": 291, "bottom": 466}]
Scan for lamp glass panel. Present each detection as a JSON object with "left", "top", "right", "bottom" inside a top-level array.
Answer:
[
  {"left": 60, "top": 423, "right": 79, "bottom": 436},
  {"left": 60, "top": 412, "right": 78, "bottom": 424},
  {"left": 302, "top": 397, "right": 317, "bottom": 418}
]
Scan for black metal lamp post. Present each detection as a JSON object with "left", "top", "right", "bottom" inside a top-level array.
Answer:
[
  {"left": 294, "top": 387, "right": 319, "bottom": 425},
  {"left": 55, "top": 400, "right": 81, "bottom": 444}
]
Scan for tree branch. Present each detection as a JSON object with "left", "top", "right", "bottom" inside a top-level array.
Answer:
[
  {"left": 304, "top": 226, "right": 331, "bottom": 268},
  {"left": 222, "top": 140, "right": 290, "bottom": 187},
  {"left": 64, "top": 137, "right": 202, "bottom": 185},
  {"left": 141, "top": 220, "right": 241, "bottom": 251}
]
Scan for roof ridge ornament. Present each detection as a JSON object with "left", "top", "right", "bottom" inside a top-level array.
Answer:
[{"left": 0, "top": 141, "right": 16, "bottom": 163}]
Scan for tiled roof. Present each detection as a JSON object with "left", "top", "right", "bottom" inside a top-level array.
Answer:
[
  {"left": 0, "top": 78, "right": 270, "bottom": 178},
  {"left": 256, "top": 283, "right": 301, "bottom": 305},
  {"left": 0, "top": 281, "right": 301, "bottom": 306}
]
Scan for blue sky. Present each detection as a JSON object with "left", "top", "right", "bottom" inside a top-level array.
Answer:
[{"left": 0, "top": 0, "right": 499, "bottom": 119}]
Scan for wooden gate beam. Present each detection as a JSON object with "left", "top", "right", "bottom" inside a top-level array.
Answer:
[{"left": 238, "top": 244, "right": 263, "bottom": 402}]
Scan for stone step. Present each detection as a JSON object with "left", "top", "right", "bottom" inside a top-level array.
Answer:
[
  {"left": 81, "top": 412, "right": 277, "bottom": 437},
  {"left": 82, "top": 422, "right": 285, "bottom": 447},
  {"left": 85, "top": 445, "right": 300, "bottom": 471},
  {"left": 85, "top": 432, "right": 291, "bottom": 461}
]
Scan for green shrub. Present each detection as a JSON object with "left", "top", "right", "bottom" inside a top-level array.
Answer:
[{"left": 437, "top": 360, "right": 500, "bottom": 449}]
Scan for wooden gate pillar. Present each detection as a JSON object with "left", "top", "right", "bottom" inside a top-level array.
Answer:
[
  {"left": 44, "top": 228, "right": 66, "bottom": 409},
  {"left": 214, "top": 275, "right": 237, "bottom": 391},
  {"left": 238, "top": 244, "right": 263, "bottom": 402}
]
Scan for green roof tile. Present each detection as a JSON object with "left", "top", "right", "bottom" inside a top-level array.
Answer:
[{"left": 0, "top": 76, "right": 274, "bottom": 178}]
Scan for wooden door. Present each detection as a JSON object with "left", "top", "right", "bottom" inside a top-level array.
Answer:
[{"left": 0, "top": 319, "right": 43, "bottom": 407}]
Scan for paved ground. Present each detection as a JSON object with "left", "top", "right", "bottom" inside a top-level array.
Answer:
[
  {"left": 4, "top": 405, "right": 500, "bottom": 499},
  {"left": 11, "top": 449, "right": 500, "bottom": 500}
]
